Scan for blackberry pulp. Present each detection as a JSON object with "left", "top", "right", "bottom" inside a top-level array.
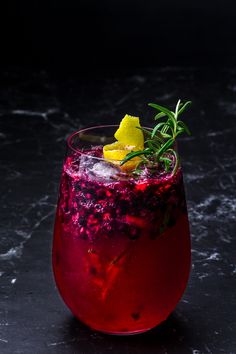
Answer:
[{"left": 52, "top": 134, "right": 191, "bottom": 334}]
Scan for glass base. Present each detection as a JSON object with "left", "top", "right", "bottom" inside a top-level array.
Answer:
[{"left": 87, "top": 324, "right": 154, "bottom": 336}]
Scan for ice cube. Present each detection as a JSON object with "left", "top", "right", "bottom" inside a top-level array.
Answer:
[{"left": 91, "top": 161, "right": 120, "bottom": 179}]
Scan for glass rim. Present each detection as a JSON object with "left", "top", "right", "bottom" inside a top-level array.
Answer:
[
  {"left": 66, "top": 125, "right": 179, "bottom": 175},
  {"left": 67, "top": 124, "right": 148, "bottom": 163}
]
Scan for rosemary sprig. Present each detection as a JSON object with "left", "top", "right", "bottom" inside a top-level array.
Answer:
[{"left": 120, "top": 99, "right": 191, "bottom": 174}]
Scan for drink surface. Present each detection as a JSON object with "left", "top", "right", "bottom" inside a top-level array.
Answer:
[{"left": 53, "top": 147, "right": 191, "bottom": 334}]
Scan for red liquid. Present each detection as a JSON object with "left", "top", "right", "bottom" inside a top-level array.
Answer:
[{"left": 52, "top": 151, "right": 191, "bottom": 334}]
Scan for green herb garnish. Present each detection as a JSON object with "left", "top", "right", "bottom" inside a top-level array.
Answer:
[{"left": 120, "top": 99, "right": 192, "bottom": 174}]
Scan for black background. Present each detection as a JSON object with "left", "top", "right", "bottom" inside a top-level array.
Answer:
[{"left": 2, "top": 0, "right": 236, "bottom": 72}]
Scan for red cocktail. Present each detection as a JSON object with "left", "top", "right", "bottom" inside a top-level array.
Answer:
[{"left": 52, "top": 125, "right": 191, "bottom": 334}]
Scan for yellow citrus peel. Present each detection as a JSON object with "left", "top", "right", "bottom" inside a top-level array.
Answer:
[{"left": 103, "top": 114, "right": 144, "bottom": 171}]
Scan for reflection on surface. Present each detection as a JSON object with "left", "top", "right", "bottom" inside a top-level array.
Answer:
[{"left": 60, "top": 312, "right": 194, "bottom": 353}]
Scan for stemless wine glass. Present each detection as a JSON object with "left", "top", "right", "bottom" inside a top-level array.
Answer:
[{"left": 52, "top": 125, "right": 191, "bottom": 335}]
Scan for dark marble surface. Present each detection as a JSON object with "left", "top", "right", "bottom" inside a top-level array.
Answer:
[{"left": 0, "top": 67, "right": 235, "bottom": 354}]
